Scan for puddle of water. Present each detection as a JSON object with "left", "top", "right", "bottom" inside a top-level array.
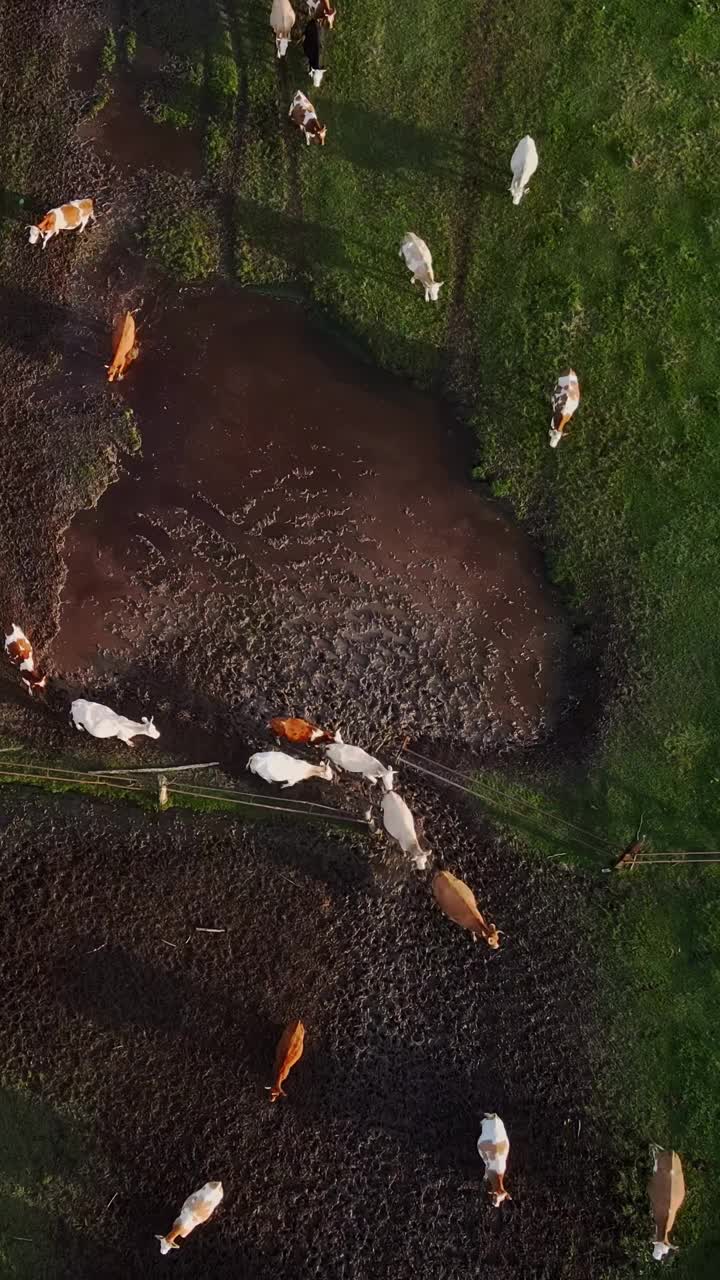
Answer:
[{"left": 54, "top": 287, "right": 567, "bottom": 744}]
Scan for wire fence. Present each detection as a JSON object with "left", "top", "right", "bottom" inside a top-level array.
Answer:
[
  {"left": 0, "top": 758, "right": 370, "bottom": 830},
  {"left": 2, "top": 748, "right": 718, "bottom": 868}
]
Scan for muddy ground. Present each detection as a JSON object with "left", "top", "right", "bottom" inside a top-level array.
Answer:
[
  {"left": 0, "top": 789, "right": 618, "bottom": 1280},
  {"left": 0, "top": 4, "right": 622, "bottom": 1278}
]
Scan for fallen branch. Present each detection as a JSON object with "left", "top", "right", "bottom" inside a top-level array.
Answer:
[{"left": 195, "top": 927, "right": 225, "bottom": 933}]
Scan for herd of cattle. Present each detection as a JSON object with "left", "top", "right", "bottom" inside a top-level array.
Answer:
[{"left": 2, "top": 0, "right": 685, "bottom": 1263}]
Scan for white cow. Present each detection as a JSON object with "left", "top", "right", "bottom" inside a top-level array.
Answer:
[
  {"left": 325, "top": 740, "right": 394, "bottom": 789},
  {"left": 248, "top": 750, "right": 334, "bottom": 788},
  {"left": 399, "top": 232, "right": 443, "bottom": 302},
  {"left": 156, "top": 1181, "right": 224, "bottom": 1255},
  {"left": 270, "top": 0, "right": 296, "bottom": 57},
  {"left": 477, "top": 1113, "right": 512, "bottom": 1207},
  {"left": 380, "top": 790, "right": 430, "bottom": 869},
  {"left": 27, "top": 198, "right": 95, "bottom": 247},
  {"left": 70, "top": 699, "right": 160, "bottom": 746},
  {"left": 509, "top": 136, "right": 538, "bottom": 205}
]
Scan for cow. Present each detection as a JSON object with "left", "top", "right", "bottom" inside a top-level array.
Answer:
[
  {"left": 107, "top": 311, "right": 139, "bottom": 383},
  {"left": 248, "top": 749, "right": 334, "bottom": 787},
  {"left": 27, "top": 198, "right": 95, "bottom": 248},
  {"left": 308, "top": 0, "right": 336, "bottom": 27},
  {"left": 4, "top": 624, "right": 47, "bottom": 695},
  {"left": 268, "top": 716, "right": 339, "bottom": 745},
  {"left": 70, "top": 699, "right": 160, "bottom": 746},
  {"left": 478, "top": 1113, "right": 512, "bottom": 1207},
  {"left": 648, "top": 1147, "right": 685, "bottom": 1261},
  {"left": 270, "top": 0, "right": 296, "bottom": 57},
  {"left": 399, "top": 232, "right": 443, "bottom": 302},
  {"left": 156, "top": 1182, "right": 224, "bottom": 1255},
  {"left": 288, "top": 89, "right": 327, "bottom": 146},
  {"left": 267, "top": 1020, "right": 305, "bottom": 1102},
  {"left": 303, "top": 18, "right": 327, "bottom": 87},
  {"left": 381, "top": 790, "right": 430, "bottom": 869},
  {"left": 509, "top": 136, "right": 538, "bottom": 205},
  {"left": 325, "top": 739, "right": 394, "bottom": 789},
  {"left": 549, "top": 369, "right": 580, "bottom": 448},
  {"left": 432, "top": 870, "right": 500, "bottom": 948}
]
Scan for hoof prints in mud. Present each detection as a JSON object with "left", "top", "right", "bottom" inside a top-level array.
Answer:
[
  {"left": 54, "top": 289, "right": 567, "bottom": 758},
  {"left": 0, "top": 794, "right": 617, "bottom": 1280}
]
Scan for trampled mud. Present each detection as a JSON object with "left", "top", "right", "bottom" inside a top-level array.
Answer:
[{"left": 0, "top": 791, "right": 618, "bottom": 1280}]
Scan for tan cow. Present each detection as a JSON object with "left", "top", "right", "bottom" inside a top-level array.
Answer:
[
  {"left": 399, "top": 232, "right": 443, "bottom": 302},
  {"left": 648, "top": 1146, "right": 685, "bottom": 1261},
  {"left": 156, "top": 1181, "right": 224, "bottom": 1255},
  {"left": 549, "top": 369, "right": 580, "bottom": 448},
  {"left": 107, "top": 311, "right": 139, "bottom": 383},
  {"left": 288, "top": 89, "right": 327, "bottom": 146},
  {"left": 270, "top": 0, "right": 296, "bottom": 57},
  {"left": 432, "top": 870, "right": 500, "bottom": 947},
  {"left": 27, "top": 198, "right": 94, "bottom": 248}
]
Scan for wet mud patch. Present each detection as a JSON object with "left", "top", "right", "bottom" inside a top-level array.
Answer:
[
  {"left": 0, "top": 790, "right": 618, "bottom": 1280},
  {"left": 54, "top": 287, "right": 567, "bottom": 760}
]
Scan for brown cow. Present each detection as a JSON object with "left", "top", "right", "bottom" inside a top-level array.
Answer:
[
  {"left": 268, "top": 716, "right": 338, "bottom": 745},
  {"left": 267, "top": 1020, "right": 305, "bottom": 1102},
  {"left": 432, "top": 870, "right": 500, "bottom": 948},
  {"left": 648, "top": 1146, "right": 685, "bottom": 1261},
  {"left": 107, "top": 311, "right": 139, "bottom": 382}
]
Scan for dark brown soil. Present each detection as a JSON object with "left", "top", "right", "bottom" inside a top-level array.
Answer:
[{"left": 0, "top": 789, "right": 618, "bottom": 1280}]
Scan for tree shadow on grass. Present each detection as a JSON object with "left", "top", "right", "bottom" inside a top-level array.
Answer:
[{"left": 327, "top": 101, "right": 507, "bottom": 189}]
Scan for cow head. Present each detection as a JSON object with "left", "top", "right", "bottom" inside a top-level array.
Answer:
[
  {"left": 309, "top": 67, "right": 327, "bottom": 88},
  {"left": 489, "top": 1185, "right": 512, "bottom": 1208},
  {"left": 318, "top": 761, "right": 335, "bottom": 782},
  {"left": 652, "top": 1243, "right": 678, "bottom": 1261},
  {"left": 548, "top": 426, "right": 563, "bottom": 448},
  {"left": 485, "top": 924, "right": 501, "bottom": 949},
  {"left": 276, "top": 35, "right": 290, "bottom": 57},
  {"left": 27, "top": 225, "right": 41, "bottom": 245},
  {"left": 425, "top": 280, "right": 443, "bottom": 302},
  {"left": 141, "top": 715, "right": 161, "bottom": 740}
]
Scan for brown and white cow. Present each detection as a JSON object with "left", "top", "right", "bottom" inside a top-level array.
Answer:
[
  {"left": 4, "top": 624, "right": 47, "bottom": 695},
  {"left": 648, "top": 1146, "right": 685, "bottom": 1261},
  {"left": 307, "top": 0, "right": 336, "bottom": 28},
  {"left": 549, "top": 369, "right": 580, "bottom": 448},
  {"left": 270, "top": 0, "right": 296, "bottom": 57},
  {"left": 288, "top": 89, "right": 327, "bottom": 145},
  {"left": 156, "top": 1182, "right": 224, "bottom": 1255},
  {"left": 27, "top": 199, "right": 95, "bottom": 248},
  {"left": 478, "top": 1113, "right": 512, "bottom": 1207},
  {"left": 107, "top": 311, "right": 139, "bottom": 383}
]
